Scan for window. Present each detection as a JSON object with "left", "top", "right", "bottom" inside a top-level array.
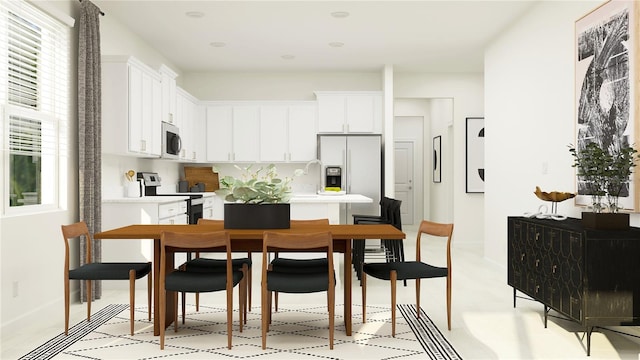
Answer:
[{"left": 0, "top": 0, "right": 70, "bottom": 214}]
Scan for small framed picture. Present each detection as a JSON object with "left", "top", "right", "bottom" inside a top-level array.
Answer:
[
  {"left": 466, "top": 117, "right": 485, "bottom": 193},
  {"left": 433, "top": 135, "right": 441, "bottom": 183}
]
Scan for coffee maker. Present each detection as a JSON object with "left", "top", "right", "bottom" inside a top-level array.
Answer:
[{"left": 324, "top": 166, "right": 342, "bottom": 191}]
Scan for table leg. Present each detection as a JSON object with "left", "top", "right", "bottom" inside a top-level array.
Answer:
[
  {"left": 153, "top": 239, "right": 175, "bottom": 336},
  {"left": 344, "top": 239, "right": 352, "bottom": 336}
]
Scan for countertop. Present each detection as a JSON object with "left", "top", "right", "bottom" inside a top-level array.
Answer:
[
  {"left": 103, "top": 196, "right": 190, "bottom": 204},
  {"left": 289, "top": 193, "right": 373, "bottom": 203}
]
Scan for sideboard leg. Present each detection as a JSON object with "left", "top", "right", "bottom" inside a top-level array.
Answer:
[
  {"left": 586, "top": 326, "right": 593, "bottom": 356},
  {"left": 513, "top": 287, "right": 516, "bottom": 308},
  {"left": 544, "top": 305, "right": 548, "bottom": 328}
]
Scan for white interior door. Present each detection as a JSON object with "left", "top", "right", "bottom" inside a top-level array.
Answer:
[{"left": 394, "top": 141, "right": 414, "bottom": 225}]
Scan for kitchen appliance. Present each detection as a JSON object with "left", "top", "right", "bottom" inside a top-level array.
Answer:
[
  {"left": 137, "top": 171, "right": 205, "bottom": 225},
  {"left": 325, "top": 166, "right": 342, "bottom": 191},
  {"left": 319, "top": 135, "right": 382, "bottom": 224},
  {"left": 161, "top": 122, "right": 181, "bottom": 159}
]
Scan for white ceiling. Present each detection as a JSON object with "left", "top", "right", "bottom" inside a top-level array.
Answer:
[{"left": 96, "top": 0, "right": 538, "bottom": 73}]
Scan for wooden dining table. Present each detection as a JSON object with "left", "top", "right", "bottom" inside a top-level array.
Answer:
[{"left": 94, "top": 222, "right": 405, "bottom": 336}]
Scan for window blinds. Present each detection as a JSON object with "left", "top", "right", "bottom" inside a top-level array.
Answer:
[{"left": 0, "top": 0, "right": 70, "bottom": 157}]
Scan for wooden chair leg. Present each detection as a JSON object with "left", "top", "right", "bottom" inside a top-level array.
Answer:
[
  {"left": 173, "top": 292, "right": 179, "bottom": 332},
  {"left": 329, "top": 274, "right": 335, "bottom": 349},
  {"left": 160, "top": 288, "right": 166, "bottom": 350},
  {"left": 195, "top": 292, "right": 200, "bottom": 311},
  {"left": 147, "top": 266, "right": 152, "bottom": 321},
  {"left": 129, "top": 270, "right": 135, "bottom": 336},
  {"left": 226, "top": 280, "right": 233, "bottom": 349},
  {"left": 238, "top": 274, "right": 245, "bottom": 332},
  {"left": 446, "top": 275, "right": 452, "bottom": 330},
  {"left": 242, "top": 264, "right": 248, "bottom": 324},
  {"left": 416, "top": 278, "right": 421, "bottom": 318},
  {"left": 391, "top": 270, "right": 397, "bottom": 337},
  {"left": 361, "top": 265, "right": 367, "bottom": 323},
  {"left": 86, "top": 280, "right": 92, "bottom": 322},
  {"left": 274, "top": 291, "right": 279, "bottom": 312},
  {"left": 181, "top": 292, "right": 186, "bottom": 324},
  {"left": 261, "top": 280, "right": 268, "bottom": 349},
  {"left": 64, "top": 278, "right": 70, "bottom": 335}
]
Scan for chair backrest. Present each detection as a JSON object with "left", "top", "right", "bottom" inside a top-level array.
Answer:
[
  {"left": 388, "top": 199, "right": 402, "bottom": 230},
  {"left": 160, "top": 230, "right": 231, "bottom": 275},
  {"left": 415, "top": 220, "right": 454, "bottom": 266},
  {"left": 197, "top": 218, "right": 223, "bottom": 225},
  {"left": 61, "top": 221, "right": 92, "bottom": 267},
  {"left": 262, "top": 231, "right": 334, "bottom": 279}
]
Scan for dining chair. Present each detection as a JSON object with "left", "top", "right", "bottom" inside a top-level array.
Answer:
[
  {"left": 261, "top": 230, "right": 335, "bottom": 349},
  {"left": 270, "top": 218, "right": 330, "bottom": 310},
  {"left": 179, "top": 218, "right": 251, "bottom": 324},
  {"left": 159, "top": 230, "right": 244, "bottom": 350},
  {"left": 361, "top": 219, "right": 454, "bottom": 336},
  {"left": 353, "top": 197, "right": 405, "bottom": 283},
  {"left": 61, "top": 221, "right": 151, "bottom": 336}
]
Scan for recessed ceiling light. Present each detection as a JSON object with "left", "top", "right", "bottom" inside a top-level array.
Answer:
[
  {"left": 331, "top": 11, "right": 349, "bottom": 19},
  {"left": 210, "top": 42, "right": 226, "bottom": 47},
  {"left": 329, "top": 42, "right": 344, "bottom": 48},
  {"left": 281, "top": 54, "right": 295, "bottom": 60},
  {"left": 185, "top": 11, "right": 204, "bottom": 18}
]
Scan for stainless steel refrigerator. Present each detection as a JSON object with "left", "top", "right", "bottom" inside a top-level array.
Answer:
[{"left": 319, "top": 134, "right": 383, "bottom": 224}]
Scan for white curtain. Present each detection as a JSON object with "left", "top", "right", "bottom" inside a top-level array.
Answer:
[{"left": 78, "top": 0, "right": 102, "bottom": 302}]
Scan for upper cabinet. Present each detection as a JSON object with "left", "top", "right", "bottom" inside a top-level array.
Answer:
[
  {"left": 102, "top": 56, "right": 162, "bottom": 157},
  {"left": 315, "top": 91, "right": 382, "bottom": 134},
  {"left": 159, "top": 64, "right": 178, "bottom": 125},
  {"left": 206, "top": 102, "right": 317, "bottom": 163},
  {"left": 176, "top": 87, "right": 204, "bottom": 162}
]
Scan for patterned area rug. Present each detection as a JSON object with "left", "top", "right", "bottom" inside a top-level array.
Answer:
[{"left": 20, "top": 303, "right": 461, "bottom": 360}]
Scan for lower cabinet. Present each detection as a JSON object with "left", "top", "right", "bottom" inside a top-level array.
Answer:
[
  {"left": 102, "top": 198, "right": 188, "bottom": 290},
  {"left": 508, "top": 216, "right": 640, "bottom": 355}
]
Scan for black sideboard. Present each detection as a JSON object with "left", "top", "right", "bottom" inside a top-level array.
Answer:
[{"left": 507, "top": 216, "right": 640, "bottom": 356}]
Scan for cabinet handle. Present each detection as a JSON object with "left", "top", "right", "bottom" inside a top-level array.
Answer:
[
  {"left": 168, "top": 113, "right": 173, "bottom": 123},
  {"left": 535, "top": 285, "right": 540, "bottom": 293},
  {"left": 520, "top": 253, "right": 525, "bottom": 261},
  {"left": 535, "top": 259, "right": 540, "bottom": 267},
  {"left": 535, "top": 232, "right": 540, "bottom": 241},
  {"left": 170, "top": 219, "right": 175, "bottom": 224},
  {"left": 552, "top": 265, "right": 557, "bottom": 274}
]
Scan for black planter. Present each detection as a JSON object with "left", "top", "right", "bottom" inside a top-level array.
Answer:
[
  {"left": 582, "top": 212, "right": 630, "bottom": 230},
  {"left": 224, "top": 203, "right": 290, "bottom": 229}
]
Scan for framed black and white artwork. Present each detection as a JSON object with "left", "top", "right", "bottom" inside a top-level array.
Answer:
[
  {"left": 575, "top": 0, "right": 639, "bottom": 210},
  {"left": 466, "top": 117, "right": 485, "bottom": 193},
  {"left": 433, "top": 136, "right": 441, "bottom": 183}
]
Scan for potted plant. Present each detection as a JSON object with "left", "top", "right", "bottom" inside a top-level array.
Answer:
[
  {"left": 569, "top": 142, "right": 638, "bottom": 229},
  {"left": 216, "top": 164, "right": 302, "bottom": 229}
]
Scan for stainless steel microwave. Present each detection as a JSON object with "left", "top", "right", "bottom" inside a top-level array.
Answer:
[{"left": 161, "top": 122, "right": 181, "bottom": 159}]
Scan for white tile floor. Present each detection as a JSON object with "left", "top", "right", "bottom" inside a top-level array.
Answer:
[{"left": 4, "top": 224, "right": 640, "bottom": 359}]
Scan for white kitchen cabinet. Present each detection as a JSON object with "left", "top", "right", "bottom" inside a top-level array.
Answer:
[
  {"left": 102, "top": 56, "right": 162, "bottom": 157},
  {"left": 101, "top": 197, "right": 188, "bottom": 289},
  {"left": 315, "top": 91, "right": 382, "bottom": 134},
  {"left": 159, "top": 64, "right": 178, "bottom": 125},
  {"left": 288, "top": 103, "right": 318, "bottom": 161},
  {"left": 207, "top": 101, "right": 316, "bottom": 163},
  {"left": 260, "top": 103, "right": 317, "bottom": 162},
  {"left": 176, "top": 88, "right": 201, "bottom": 162},
  {"left": 202, "top": 195, "right": 215, "bottom": 219},
  {"left": 206, "top": 105, "right": 233, "bottom": 162}
]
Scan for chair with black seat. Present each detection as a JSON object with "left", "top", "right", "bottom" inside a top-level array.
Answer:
[
  {"left": 179, "top": 218, "right": 251, "bottom": 324},
  {"left": 361, "top": 219, "right": 454, "bottom": 336},
  {"left": 159, "top": 230, "right": 244, "bottom": 350},
  {"left": 270, "top": 218, "right": 330, "bottom": 311},
  {"left": 261, "top": 230, "right": 335, "bottom": 349},
  {"left": 352, "top": 197, "right": 404, "bottom": 282},
  {"left": 61, "top": 221, "right": 151, "bottom": 336}
]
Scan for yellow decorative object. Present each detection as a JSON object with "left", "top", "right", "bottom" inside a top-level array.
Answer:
[{"left": 534, "top": 186, "right": 575, "bottom": 202}]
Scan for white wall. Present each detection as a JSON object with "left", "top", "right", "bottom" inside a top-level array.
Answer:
[
  {"left": 394, "top": 73, "right": 484, "bottom": 245},
  {"left": 484, "top": 0, "right": 606, "bottom": 266}
]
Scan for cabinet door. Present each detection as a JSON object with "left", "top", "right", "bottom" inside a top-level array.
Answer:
[
  {"left": 206, "top": 105, "right": 233, "bottom": 162},
  {"left": 128, "top": 65, "right": 144, "bottom": 153},
  {"left": 141, "top": 71, "right": 162, "bottom": 156},
  {"left": 317, "top": 95, "right": 346, "bottom": 133},
  {"left": 346, "top": 95, "right": 375, "bottom": 133},
  {"left": 232, "top": 105, "right": 259, "bottom": 162},
  {"left": 193, "top": 105, "right": 206, "bottom": 162},
  {"left": 289, "top": 104, "right": 317, "bottom": 161},
  {"left": 260, "top": 105, "right": 288, "bottom": 162}
]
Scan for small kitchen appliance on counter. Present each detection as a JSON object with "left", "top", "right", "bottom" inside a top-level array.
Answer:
[{"left": 325, "top": 166, "right": 342, "bottom": 192}]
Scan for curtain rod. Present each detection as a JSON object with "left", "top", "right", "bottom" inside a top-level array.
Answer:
[{"left": 79, "top": 0, "right": 105, "bottom": 16}]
